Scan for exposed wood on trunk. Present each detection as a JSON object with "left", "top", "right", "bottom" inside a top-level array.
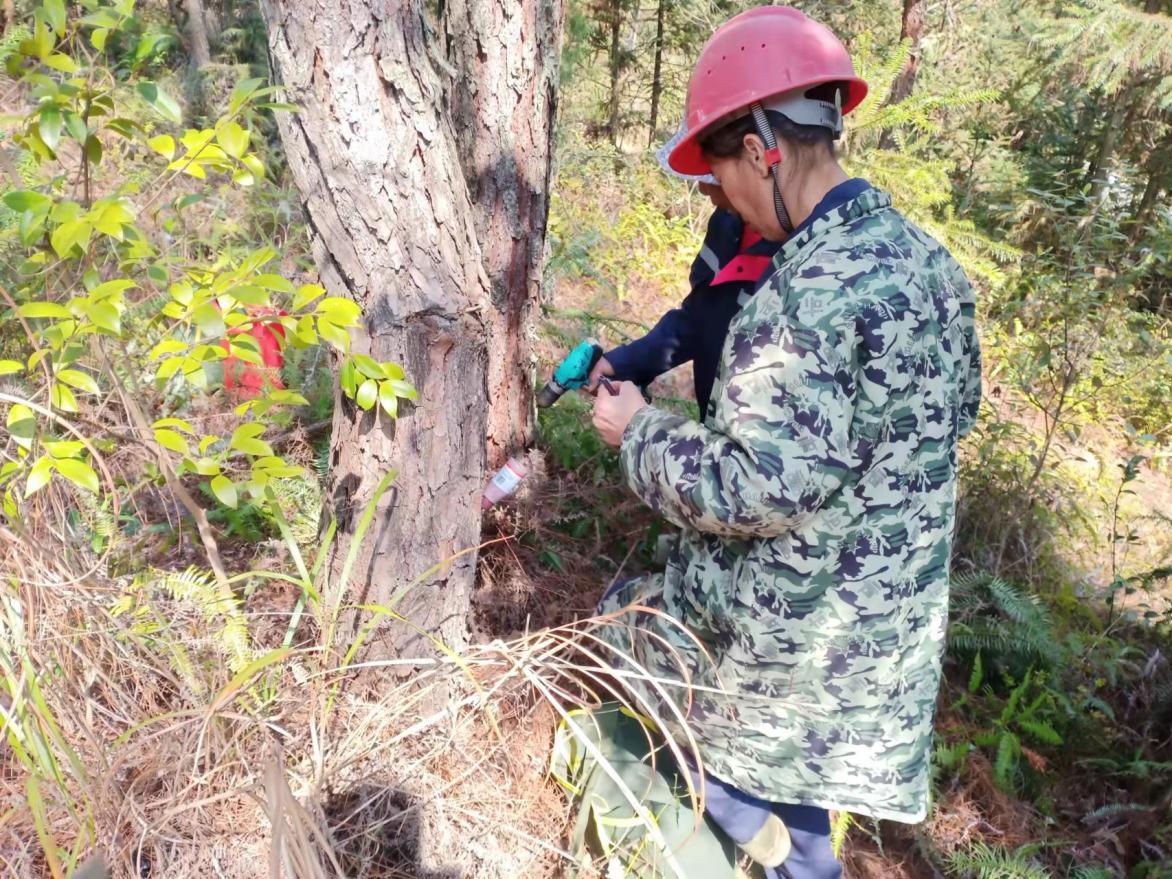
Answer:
[
  {"left": 261, "top": 0, "right": 559, "bottom": 660},
  {"left": 440, "top": 0, "right": 564, "bottom": 467},
  {"left": 648, "top": 0, "right": 666, "bottom": 145}
]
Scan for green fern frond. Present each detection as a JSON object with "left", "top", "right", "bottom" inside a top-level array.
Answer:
[
  {"left": 151, "top": 567, "right": 254, "bottom": 673},
  {"left": 946, "top": 841, "right": 1052, "bottom": 879},
  {"left": 829, "top": 811, "right": 853, "bottom": 858},
  {"left": 851, "top": 36, "right": 914, "bottom": 122},
  {"left": 1042, "top": 0, "right": 1172, "bottom": 104},
  {"left": 949, "top": 573, "right": 1059, "bottom": 667},
  {"left": 1082, "top": 801, "right": 1149, "bottom": 823},
  {"left": 0, "top": 25, "right": 31, "bottom": 68}
]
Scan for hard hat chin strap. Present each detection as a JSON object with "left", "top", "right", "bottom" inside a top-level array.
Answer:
[{"left": 750, "top": 102, "right": 793, "bottom": 234}]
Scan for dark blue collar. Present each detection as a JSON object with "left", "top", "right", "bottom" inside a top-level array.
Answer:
[{"left": 787, "top": 178, "right": 872, "bottom": 239}]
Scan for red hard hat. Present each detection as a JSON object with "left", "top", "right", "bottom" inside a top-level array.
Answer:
[{"left": 668, "top": 6, "right": 868, "bottom": 176}]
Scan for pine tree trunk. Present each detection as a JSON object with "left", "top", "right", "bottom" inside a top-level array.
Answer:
[
  {"left": 440, "top": 0, "right": 563, "bottom": 465},
  {"left": 182, "top": 0, "right": 212, "bottom": 68},
  {"left": 877, "top": 0, "right": 924, "bottom": 149},
  {"left": 648, "top": 0, "right": 666, "bottom": 145},
  {"left": 1086, "top": 98, "right": 1130, "bottom": 202},
  {"left": 261, "top": 0, "right": 560, "bottom": 660},
  {"left": 889, "top": 0, "right": 924, "bottom": 105},
  {"left": 607, "top": 4, "right": 622, "bottom": 146},
  {"left": 1130, "top": 151, "right": 1167, "bottom": 240}
]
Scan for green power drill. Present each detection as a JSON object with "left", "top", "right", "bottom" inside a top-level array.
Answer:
[
  {"left": 537, "top": 338, "right": 607, "bottom": 408},
  {"left": 538, "top": 338, "right": 651, "bottom": 408}
]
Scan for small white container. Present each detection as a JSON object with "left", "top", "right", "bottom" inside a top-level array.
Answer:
[{"left": 482, "top": 457, "right": 527, "bottom": 510}]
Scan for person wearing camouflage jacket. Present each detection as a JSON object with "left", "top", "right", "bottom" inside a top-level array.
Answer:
[
  {"left": 596, "top": 183, "right": 981, "bottom": 823},
  {"left": 587, "top": 7, "right": 982, "bottom": 874}
]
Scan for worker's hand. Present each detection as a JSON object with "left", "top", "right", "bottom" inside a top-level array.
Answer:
[
  {"left": 592, "top": 381, "right": 647, "bottom": 448},
  {"left": 584, "top": 356, "right": 615, "bottom": 394}
]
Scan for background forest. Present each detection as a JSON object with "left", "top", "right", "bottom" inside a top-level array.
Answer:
[{"left": 0, "top": 1, "right": 1170, "bottom": 878}]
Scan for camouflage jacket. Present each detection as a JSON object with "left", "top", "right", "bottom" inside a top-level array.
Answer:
[{"left": 598, "top": 188, "right": 981, "bottom": 823}]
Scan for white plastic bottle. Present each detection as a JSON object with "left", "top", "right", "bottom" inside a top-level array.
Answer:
[{"left": 482, "top": 457, "right": 527, "bottom": 510}]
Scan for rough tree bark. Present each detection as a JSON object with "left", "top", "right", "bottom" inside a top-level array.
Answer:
[
  {"left": 261, "top": 0, "right": 561, "bottom": 658},
  {"left": 648, "top": 0, "right": 666, "bottom": 145},
  {"left": 607, "top": 6, "right": 622, "bottom": 146},
  {"left": 879, "top": 0, "right": 923, "bottom": 149},
  {"left": 1130, "top": 145, "right": 1168, "bottom": 239},
  {"left": 1086, "top": 97, "right": 1131, "bottom": 203},
  {"left": 439, "top": 0, "right": 563, "bottom": 465},
  {"left": 889, "top": 0, "right": 924, "bottom": 105},
  {"left": 182, "top": 0, "right": 213, "bottom": 68}
]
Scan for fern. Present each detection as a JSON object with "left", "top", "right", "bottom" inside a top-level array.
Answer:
[
  {"left": 829, "top": 811, "right": 853, "bottom": 859},
  {"left": 842, "top": 38, "right": 1017, "bottom": 286},
  {"left": 949, "top": 572, "right": 1059, "bottom": 668},
  {"left": 945, "top": 841, "right": 1052, "bottom": 879},
  {"left": 1039, "top": 0, "right": 1172, "bottom": 108},
  {"left": 149, "top": 567, "right": 254, "bottom": 674},
  {"left": 0, "top": 24, "right": 30, "bottom": 69}
]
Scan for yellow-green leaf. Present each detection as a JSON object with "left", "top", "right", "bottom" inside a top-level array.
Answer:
[
  {"left": 254, "top": 274, "right": 292, "bottom": 294},
  {"left": 137, "top": 81, "right": 182, "bottom": 124},
  {"left": 50, "top": 218, "right": 92, "bottom": 257},
  {"left": 18, "top": 301, "right": 70, "bottom": 319},
  {"left": 193, "top": 457, "right": 220, "bottom": 476},
  {"left": 38, "top": 105, "right": 63, "bottom": 152},
  {"left": 153, "top": 428, "right": 190, "bottom": 456},
  {"left": 3, "top": 191, "right": 51, "bottom": 213},
  {"left": 56, "top": 458, "right": 99, "bottom": 494},
  {"left": 45, "top": 53, "right": 79, "bottom": 74},
  {"left": 26, "top": 457, "right": 53, "bottom": 496},
  {"left": 44, "top": 439, "right": 84, "bottom": 458},
  {"left": 91, "top": 28, "right": 109, "bottom": 52},
  {"left": 315, "top": 297, "right": 362, "bottom": 325},
  {"left": 352, "top": 354, "right": 385, "bottom": 380},
  {"left": 44, "top": 0, "right": 66, "bottom": 37},
  {"left": 215, "top": 121, "right": 249, "bottom": 159},
  {"left": 292, "top": 283, "right": 325, "bottom": 311},
  {"left": 210, "top": 474, "right": 237, "bottom": 508},
  {"left": 233, "top": 437, "right": 273, "bottom": 457},
  {"left": 355, "top": 379, "right": 377, "bottom": 411},
  {"left": 192, "top": 302, "right": 226, "bottom": 337},
  {"left": 317, "top": 318, "right": 350, "bottom": 352},
  {"left": 152, "top": 417, "right": 193, "bottom": 433},
  {"left": 7, "top": 404, "right": 35, "bottom": 450},
  {"left": 91, "top": 201, "right": 133, "bottom": 238},
  {"left": 241, "top": 153, "right": 265, "bottom": 181},
  {"left": 89, "top": 278, "right": 136, "bottom": 300},
  {"left": 56, "top": 369, "right": 99, "bottom": 394},
  {"left": 148, "top": 134, "right": 175, "bottom": 160},
  {"left": 85, "top": 301, "right": 121, "bottom": 334},
  {"left": 378, "top": 381, "right": 398, "bottom": 418},
  {"left": 0, "top": 360, "right": 23, "bottom": 376},
  {"left": 50, "top": 383, "right": 78, "bottom": 412},
  {"left": 388, "top": 379, "right": 418, "bottom": 402}
]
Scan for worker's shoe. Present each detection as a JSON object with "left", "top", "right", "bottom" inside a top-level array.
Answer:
[{"left": 740, "top": 812, "right": 791, "bottom": 867}]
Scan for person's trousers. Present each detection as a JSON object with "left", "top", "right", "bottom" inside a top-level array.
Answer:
[{"left": 556, "top": 702, "right": 842, "bottom": 878}]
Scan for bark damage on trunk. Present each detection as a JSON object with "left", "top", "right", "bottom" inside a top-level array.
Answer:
[
  {"left": 440, "top": 0, "right": 563, "bottom": 466},
  {"left": 261, "top": 0, "right": 558, "bottom": 658}
]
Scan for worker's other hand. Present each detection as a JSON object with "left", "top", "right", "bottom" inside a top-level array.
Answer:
[
  {"left": 592, "top": 381, "right": 647, "bottom": 448},
  {"left": 584, "top": 356, "right": 615, "bottom": 394}
]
